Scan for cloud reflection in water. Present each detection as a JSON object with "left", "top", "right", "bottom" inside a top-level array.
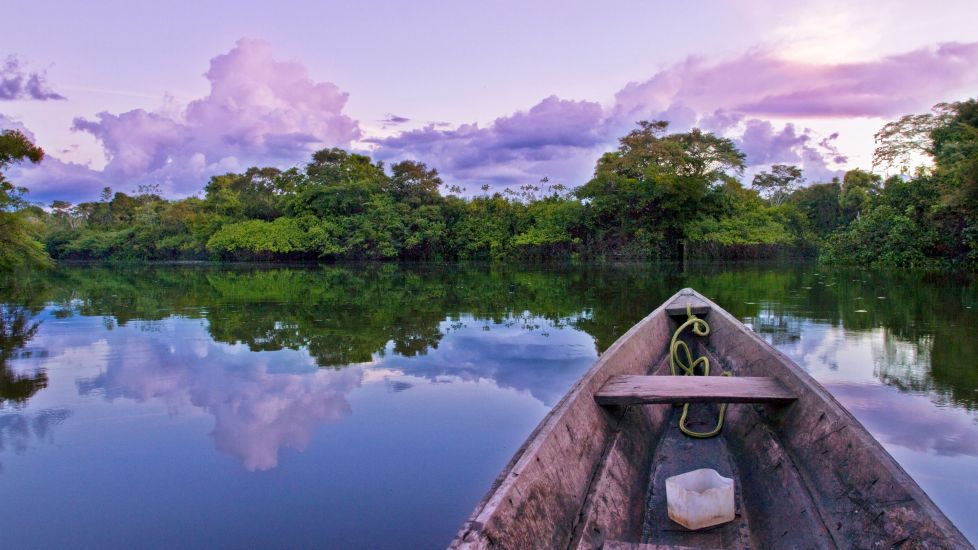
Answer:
[
  {"left": 757, "top": 316, "right": 978, "bottom": 458},
  {"left": 62, "top": 311, "right": 595, "bottom": 471},
  {"left": 381, "top": 316, "right": 597, "bottom": 407},
  {"left": 824, "top": 382, "right": 978, "bottom": 458},
  {"left": 74, "top": 327, "right": 363, "bottom": 471},
  {"left": 0, "top": 408, "right": 71, "bottom": 463}
]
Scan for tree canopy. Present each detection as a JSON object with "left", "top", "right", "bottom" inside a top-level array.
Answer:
[
  {"left": 3, "top": 99, "right": 976, "bottom": 270},
  {"left": 0, "top": 130, "right": 51, "bottom": 270}
]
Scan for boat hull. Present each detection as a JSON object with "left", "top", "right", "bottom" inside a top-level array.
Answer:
[{"left": 450, "top": 289, "right": 971, "bottom": 549}]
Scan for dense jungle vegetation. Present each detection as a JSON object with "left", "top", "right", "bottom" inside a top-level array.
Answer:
[
  {"left": 2, "top": 99, "right": 976, "bottom": 269},
  {"left": 4, "top": 263, "right": 977, "bottom": 409}
]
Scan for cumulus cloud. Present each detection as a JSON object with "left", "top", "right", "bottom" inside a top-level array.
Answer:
[
  {"left": 370, "top": 95, "right": 607, "bottom": 187},
  {"left": 736, "top": 120, "right": 848, "bottom": 181},
  {"left": 0, "top": 114, "right": 105, "bottom": 204},
  {"left": 75, "top": 38, "right": 360, "bottom": 195},
  {"left": 18, "top": 39, "right": 361, "bottom": 201},
  {"left": 0, "top": 56, "right": 65, "bottom": 101},
  {"left": 375, "top": 41, "right": 978, "bottom": 189},
  {"left": 13, "top": 156, "right": 105, "bottom": 205},
  {"left": 15, "top": 39, "right": 978, "bottom": 200},
  {"left": 613, "top": 42, "right": 978, "bottom": 121}
]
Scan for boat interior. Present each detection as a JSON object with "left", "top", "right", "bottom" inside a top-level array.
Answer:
[
  {"left": 582, "top": 299, "right": 831, "bottom": 549},
  {"left": 592, "top": 341, "right": 824, "bottom": 548},
  {"left": 451, "top": 290, "right": 968, "bottom": 549}
]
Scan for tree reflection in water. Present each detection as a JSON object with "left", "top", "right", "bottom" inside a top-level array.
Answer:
[
  {"left": 2, "top": 262, "right": 977, "bottom": 472},
  {"left": 0, "top": 304, "right": 47, "bottom": 407},
  {"left": 0, "top": 301, "right": 69, "bottom": 468},
  {"left": 10, "top": 263, "right": 978, "bottom": 410},
  {"left": 1, "top": 263, "right": 976, "bottom": 548}
]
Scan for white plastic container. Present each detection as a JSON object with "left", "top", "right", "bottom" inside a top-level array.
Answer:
[{"left": 665, "top": 468, "right": 735, "bottom": 530}]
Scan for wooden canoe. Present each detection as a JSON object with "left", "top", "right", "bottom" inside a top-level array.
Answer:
[{"left": 450, "top": 288, "right": 971, "bottom": 549}]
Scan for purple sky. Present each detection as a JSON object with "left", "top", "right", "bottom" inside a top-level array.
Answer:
[{"left": 2, "top": 0, "right": 978, "bottom": 203}]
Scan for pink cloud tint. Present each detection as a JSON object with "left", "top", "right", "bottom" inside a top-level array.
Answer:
[
  {"left": 1, "top": 114, "right": 102, "bottom": 203},
  {"left": 735, "top": 119, "right": 848, "bottom": 180},
  {"left": 370, "top": 95, "right": 607, "bottom": 187},
  {"left": 613, "top": 42, "right": 978, "bottom": 120},
  {"left": 0, "top": 56, "right": 65, "bottom": 101},
  {"left": 72, "top": 329, "right": 363, "bottom": 472},
  {"left": 10, "top": 40, "right": 978, "bottom": 201},
  {"left": 0, "top": 113, "right": 34, "bottom": 140},
  {"left": 376, "top": 42, "right": 977, "bottom": 187},
  {"left": 825, "top": 382, "right": 978, "bottom": 457},
  {"left": 19, "top": 39, "right": 361, "bottom": 201}
]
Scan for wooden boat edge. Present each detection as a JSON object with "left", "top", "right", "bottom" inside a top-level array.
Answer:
[
  {"left": 449, "top": 288, "right": 686, "bottom": 548},
  {"left": 449, "top": 288, "right": 973, "bottom": 548},
  {"left": 694, "top": 289, "right": 972, "bottom": 547}
]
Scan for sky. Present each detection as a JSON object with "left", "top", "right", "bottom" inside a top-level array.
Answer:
[{"left": 2, "top": 0, "right": 978, "bottom": 203}]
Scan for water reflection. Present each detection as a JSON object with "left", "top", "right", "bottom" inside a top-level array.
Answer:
[
  {"left": 0, "top": 263, "right": 976, "bottom": 547},
  {"left": 384, "top": 317, "right": 597, "bottom": 406},
  {"left": 69, "top": 325, "right": 363, "bottom": 471},
  {"left": 1, "top": 304, "right": 47, "bottom": 407},
  {"left": 825, "top": 383, "right": 978, "bottom": 457},
  {"left": 5, "top": 264, "right": 978, "bottom": 436},
  {"left": 0, "top": 302, "right": 65, "bottom": 466},
  {"left": 64, "top": 312, "right": 594, "bottom": 469},
  {"left": 0, "top": 408, "right": 71, "bottom": 458}
]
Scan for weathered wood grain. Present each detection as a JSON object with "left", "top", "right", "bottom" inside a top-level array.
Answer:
[
  {"left": 595, "top": 375, "right": 796, "bottom": 406},
  {"left": 450, "top": 294, "right": 677, "bottom": 550},
  {"left": 603, "top": 542, "right": 700, "bottom": 550},
  {"left": 697, "top": 349, "right": 836, "bottom": 549},
  {"left": 448, "top": 288, "right": 972, "bottom": 550},
  {"left": 700, "top": 291, "right": 972, "bottom": 549},
  {"left": 641, "top": 406, "right": 753, "bottom": 549},
  {"left": 570, "top": 356, "right": 674, "bottom": 550},
  {"left": 664, "top": 294, "right": 710, "bottom": 318}
]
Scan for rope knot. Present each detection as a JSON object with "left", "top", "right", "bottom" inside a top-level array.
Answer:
[{"left": 670, "top": 301, "right": 729, "bottom": 438}]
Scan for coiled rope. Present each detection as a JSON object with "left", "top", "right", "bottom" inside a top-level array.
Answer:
[{"left": 669, "top": 303, "right": 730, "bottom": 438}]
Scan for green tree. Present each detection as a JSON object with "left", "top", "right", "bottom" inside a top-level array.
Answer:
[
  {"left": 206, "top": 215, "right": 344, "bottom": 260},
  {"left": 787, "top": 180, "right": 844, "bottom": 238},
  {"left": 752, "top": 164, "right": 804, "bottom": 206},
  {"left": 1, "top": 304, "right": 47, "bottom": 406},
  {"left": 576, "top": 121, "right": 745, "bottom": 257},
  {"left": 873, "top": 103, "right": 953, "bottom": 172},
  {"left": 872, "top": 98, "right": 978, "bottom": 213},
  {"left": 512, "top": 197, "right": 583, "bottom": 257},
  {"left": 283, "top": 148, "right": 388, "bottom": 218},
  {"left": 204, "top": 167, "right": 284, "bottom": 220},
  {"left": 931, "top": 99, "right": 978, "bottom": 212},
  {"left": 686, "top": 208, "right": 791, "bottom": 246},
  {"left": 821, "top": 205, "right": 938, "bottom": 268},
  {"left": 389, "top": 160, "right": 443, "bottom": 207},
  {"left": 448, "top": 194, "right": 522, "bottom": 259},
  {"left": 401, "top": 205, "right": 447, "bottom": 259},
  {"left": 870, "top": 98, "right": 978, "bottom": 265},
  {"left": 839, "top": 169, "right": 881, "bottom": 220},
  {"left": 0, "top": 129, "right": 51, "bottom": 270}
]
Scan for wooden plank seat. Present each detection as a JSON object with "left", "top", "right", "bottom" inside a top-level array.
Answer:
[
  {"left": 451, "top": 288, "right": 971, "bottom": 549},
  {"left": 594, "top": 375, "right": 796, "bottom": 406},
  {"left": 664, "top": 295, "right": 711, "bottom": 318}
]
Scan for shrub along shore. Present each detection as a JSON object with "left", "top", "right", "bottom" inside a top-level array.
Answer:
[{"left": 2, "top": 99, "right": 976, "bottom": 270}]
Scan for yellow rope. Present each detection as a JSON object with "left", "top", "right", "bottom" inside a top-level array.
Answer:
[{"left": 669, "top": 303, "right": 730, "bottom": 438}]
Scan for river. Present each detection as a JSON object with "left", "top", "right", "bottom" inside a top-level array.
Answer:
[{"left": 1, "top": 263, "right": 976, "bottom": 547}]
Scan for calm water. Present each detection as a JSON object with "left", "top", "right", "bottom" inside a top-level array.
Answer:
[{"left": 1, "top": 263, "right": 976, "bottom": 548}]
